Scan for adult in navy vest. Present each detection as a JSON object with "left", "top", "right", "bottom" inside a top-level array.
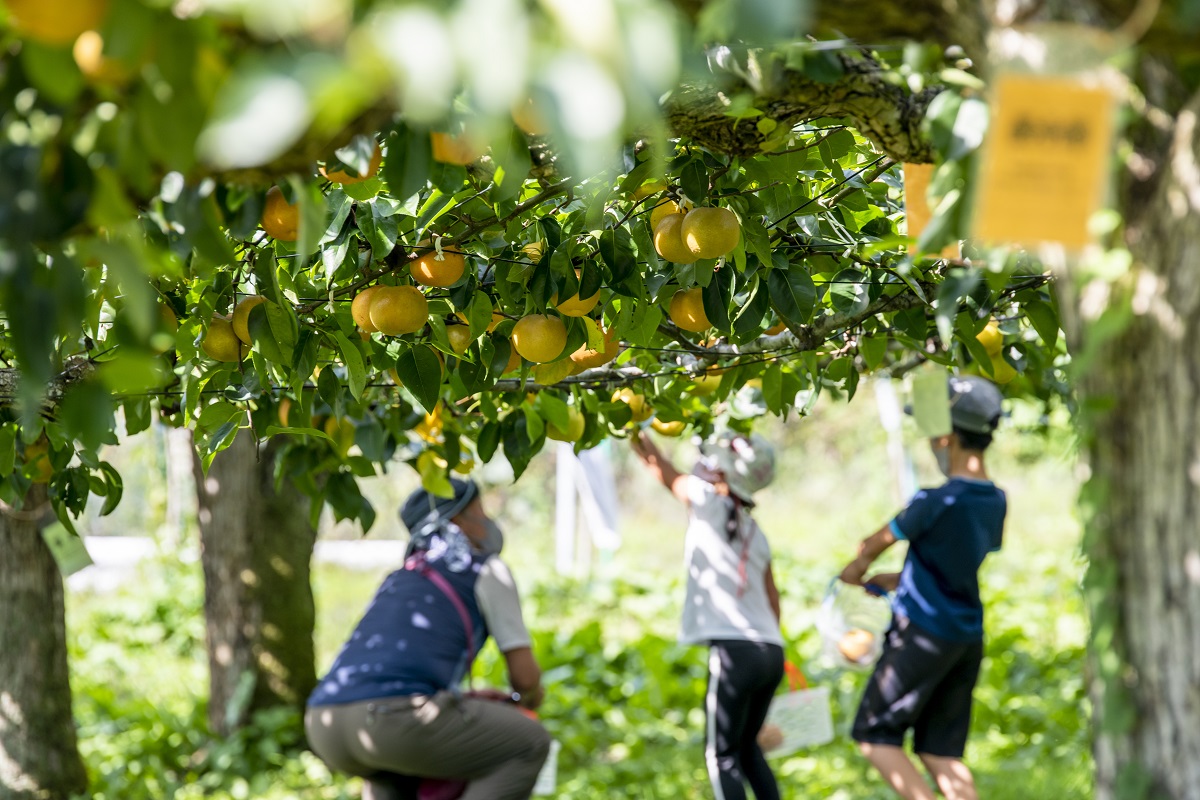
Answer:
[{"left": 306, "top": 479, "right": 549, "bottom": 800}]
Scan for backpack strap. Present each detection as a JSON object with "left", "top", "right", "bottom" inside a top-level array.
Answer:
[{"left": 405, "top": 553, "right": 476, "bottom": 689}]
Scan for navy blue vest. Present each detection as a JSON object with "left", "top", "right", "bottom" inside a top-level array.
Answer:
[{"left": 308, "top": 550, "right": 490, "bottom": 707}]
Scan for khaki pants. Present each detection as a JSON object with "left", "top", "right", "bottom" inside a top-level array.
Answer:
[{"left": 305, "top": 692, "right": 551, "bottom": 800}]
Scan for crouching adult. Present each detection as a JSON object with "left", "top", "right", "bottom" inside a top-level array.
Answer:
[{"left": 305, "top": 479, "right": 549, "bottom": 800}]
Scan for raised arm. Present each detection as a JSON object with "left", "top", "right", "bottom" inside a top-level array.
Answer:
[
  {"left": 630, "top": 432, "right": 688, "bottom": 504},
  {"left": 839, "top": 523, "right": 898, "bottom": 586}
]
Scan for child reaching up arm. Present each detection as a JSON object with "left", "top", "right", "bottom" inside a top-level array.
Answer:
[{"left": 631, "top": 429, "right": 784, "bottom": 800}]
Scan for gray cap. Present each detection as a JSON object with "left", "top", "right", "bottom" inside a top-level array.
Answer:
[
  {"left": 948, "top": 375, "right": 1004, "bottom": 434},
  {"left": 399, "top": 478, "right": 479, "bottom": 534}
]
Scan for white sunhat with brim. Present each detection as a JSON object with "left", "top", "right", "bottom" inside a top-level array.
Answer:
[{"left": 697, "top": 430, "right": 776, "bottom": 502}]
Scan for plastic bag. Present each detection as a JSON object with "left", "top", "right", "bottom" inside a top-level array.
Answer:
[
  {"left": 759, "top": 662, "right": 834, "bottom": 757},
  {"left": 815, "top": 579, "right": 892, "bottom": 669}
]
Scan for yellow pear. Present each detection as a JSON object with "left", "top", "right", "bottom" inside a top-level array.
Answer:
[{"left": 681, "top": 207, "right": 740, "bottom": 259}]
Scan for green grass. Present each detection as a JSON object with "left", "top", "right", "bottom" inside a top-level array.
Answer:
[{"left": 67, "top": 392, "right": 1091, "bottom": 798}]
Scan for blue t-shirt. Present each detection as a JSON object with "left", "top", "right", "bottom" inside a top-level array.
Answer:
[
  {"left": 308, "top": 550, "right": 489, "bottom": 707},
  {"left": 889, "top": 478, "right": 1006, "bottom": 642}
]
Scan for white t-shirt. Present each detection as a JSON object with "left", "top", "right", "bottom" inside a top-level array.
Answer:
[
  {"left": 679, "top": 476, "right": 783, "bottom": 647},
  {"left": 475, "top": 557, "right": 532, "bottom": 652}
]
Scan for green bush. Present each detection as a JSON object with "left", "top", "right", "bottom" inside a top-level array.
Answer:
[{"left": 69, "top": 549, "right": 1090, "bottom": 799}]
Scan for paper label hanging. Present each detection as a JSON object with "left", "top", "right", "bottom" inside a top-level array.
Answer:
[
  {"left": 973, "top": 73, "right": 1116, "bottom": 249},
  {"left": 41, "top": 524, "right": 94, "bottom": 578},
  {"left": 910, "top": 368, "right": 952, "bottom": 439}
]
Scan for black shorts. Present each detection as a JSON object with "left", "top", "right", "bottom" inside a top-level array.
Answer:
[{"left": 851, "top": 615, "right": 983, "bottom": 758}]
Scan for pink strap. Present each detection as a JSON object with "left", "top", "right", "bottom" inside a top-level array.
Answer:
[{"left": 406, "top": 554, "right": 476, "bottom": 688}]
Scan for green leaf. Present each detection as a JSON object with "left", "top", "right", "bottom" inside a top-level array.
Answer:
[
  {"left": 502, "top": 413, "right": 535, "bottom": 480},
  {"left": 321, "top": 190, "right": 354, "bottom": 243},
  {"left": 786, "top": 45, "right": 846, "bottom": 84},
  {"left": 860, "top": 335, "right": 889, "bottom": 370},
  {"left": 198, "top": 400, "right": 243, "bottom": 432},
  {"left": 477, "top": 421, "right": 501, "bottom": 462},
  {"left": 536, "top": 393, "right": 571, "bottom": 431},
  {"left": 680, "top": 159, "right": 708, "bottom": 204},
  {"left": 394, "top": 344, "right": 443, "bottom": 413},
  {"left": 578, "top": 257, "right": 603, "bottom": 301},
  {"left": 768, "top": 260, "right": 817, "bottom": 323},
  {"left": 288, "top": 177, "right": 327, "bottom": 267},
  {"left": 741, "top": 217, "right": 774, "bottom": 268},
  {"left": 0, "top": 426, "right": 15, "bottom": 478},
  {"left": 539, "top": 217, "right": 562, "bottom": 251},
  {"left": 417, "top": 454, "right": 455, "bottom": 499},
  {"left": 599, "top": 228, "right": 637, "bottom": 286},
  {"left": 20, "top": 41, "right": 85, "bottom": 106},
  {"left": 962, "top": 321, "right": 995, "bottom": 368},
  {"left": 827, "top": 268, "right": 870, "bottom": 315},
  {"left": 98, "top": 462, "right": 124, "bottom": 517},
  {"left": 732, "top": 278, "right": 770, "bottom": 339},
  {"left": 97, "top": 354, "right": 172, "bottom": 393},
  {"left": 1024, "top": 298, "right": 1060, "bottom": 348},
  {"left": 489, "top": 337, "right": 514, "bottom": 377},
  {"left": 59, "top": 383, "right": 117, "bottom": 453},
  {"left": 266, "top": 300, "right": 299, "bottom": 355},
  {"left": 382, "top": 124, "right": 433, "bottom": 201},
  {"left": 935, "top": 269, "right": 980, "bottom": 347},
  {"left": 761, "top": 363, "right": 783, "bottom": 415},
  {"left": 264, "top": 425, "right": 333, "bottom": 443},
  {"left": 893, "top": 306, "right": 928, "bottom": 340},
  {"left": 358, "top": 202, "right": 400, "bottom": 261},
  {"left": 326, "top": 471, "right": 376, "bottom": 528},
  {"left": 252, "top": 249, "right": 285, "bottom": 308},
  {"left": 522, "top": 405, "right": 545, "bottom": 443},
  {"left": 246, "top": 303, "right": 286, "bottom": 365},
  {"left": 466, "top": 290, "right": 495, "bottom": 339},
  {"left": 317, "top": 367, "right": 343, "bottom": 413},
  {"left": 333, "top": 332, "right": 367, "bottom": 400},
  {"left": 201, "top": 419, "right": 243, "bottom": 473},
  {"left": 702, "top": 269, "right": 733, "bottom": 333}
]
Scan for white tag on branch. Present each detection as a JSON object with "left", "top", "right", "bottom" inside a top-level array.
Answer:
[
  {"left": 910, "top": 367, "right": 952, "bottom": 438},
  {"left": 433, "top": 235, "right": 445, "bottom": 261}
]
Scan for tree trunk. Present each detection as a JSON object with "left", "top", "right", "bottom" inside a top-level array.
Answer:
[
  {"left": 0, "top": 486, "right": 88, "bottom": 800},
  {"left": 193, "top": 430, "right": 318, "bottom": 737},
  {"left": 1059, "top": 86, "right": 1200, "bottom": 799}
]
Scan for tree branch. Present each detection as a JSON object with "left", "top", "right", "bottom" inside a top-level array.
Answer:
[
  {"left": 664, "top": 54, "right": 940, "bottom": 163},
  {"left": 0, "top": 358, "right": 95, "bottom": 410}
]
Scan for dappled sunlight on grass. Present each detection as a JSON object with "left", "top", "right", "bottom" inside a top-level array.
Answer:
[{"left": 66, "top": 394, "right": 1089, "bottom": 798}]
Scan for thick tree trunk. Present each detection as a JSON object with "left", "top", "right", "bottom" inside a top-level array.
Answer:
[
  {"left": 193, "top": 430, "right": 318, "bottom": 737},
  {"left": 1059, "top": 87, "right": 1200, "bottom": 799},
  {"left": 0, "top": 486, "right": 88, "bottom": 800}
]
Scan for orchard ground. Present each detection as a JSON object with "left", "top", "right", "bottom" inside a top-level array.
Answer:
[{"left": 67, "top": 392, "right": 1089, "bottom": 799}]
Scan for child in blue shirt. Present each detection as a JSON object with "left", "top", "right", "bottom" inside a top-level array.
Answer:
[{"left": 840, "top": 375, "right": 1006, "bottom": 800}]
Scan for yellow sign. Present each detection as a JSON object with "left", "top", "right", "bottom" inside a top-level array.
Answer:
[
  {"left": 973, "top": 74, "right": 1116, "bottom": 249},
  {"left": 903, "top": 162, "right": 959, "bottom": 259}
]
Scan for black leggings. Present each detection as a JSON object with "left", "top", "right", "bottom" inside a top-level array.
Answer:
[{"left": 705, "top": 640, "right": 785, "bottom": 800}]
